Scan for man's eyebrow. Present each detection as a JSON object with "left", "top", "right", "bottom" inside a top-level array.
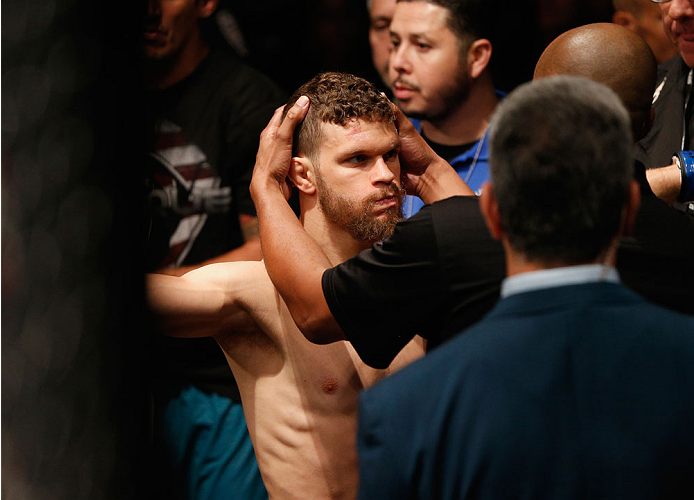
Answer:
[
  {"left": 371, "top": 15, "right": 391, "bottom": 23},
  {"left": 410, "top": 33, "right": 434, "bottom": 42},
  {"left": 338, "top": 141, "right": 400, "bottom": 160},
  {"left": 337, "top": 148, "right": 369, "bottom": 160}
]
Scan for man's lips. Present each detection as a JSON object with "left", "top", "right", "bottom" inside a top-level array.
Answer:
[
  {"left": 393, "top": 78, "right": 419, "bottom": 100},
  {"left": 392, "top": 81, "right": 418, "bottom": 100},
  {"left": 373, "top": 196, "right": 399, "bottom": 210},
  {"left": 143, "top": 28, "right": 166, "bottom": 42}
]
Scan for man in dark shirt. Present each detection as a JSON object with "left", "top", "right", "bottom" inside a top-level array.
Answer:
[
  {"left": 143, "top": 0, "right": 283, "bottom": 498},
  {"left": 634, "top": 0, "right": 694, "bottom": 211}
]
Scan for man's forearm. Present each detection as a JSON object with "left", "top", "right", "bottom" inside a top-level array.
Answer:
[
  {"left": 255, "top": 187, "right": 344, "bottom": 342},
  {"left": 646, "top": 163, "right": 681, "bottom": 205}
]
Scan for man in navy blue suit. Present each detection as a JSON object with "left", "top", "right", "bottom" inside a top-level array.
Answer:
[{"left": 356, "top": 76, "right": 694, "bottom": 500}]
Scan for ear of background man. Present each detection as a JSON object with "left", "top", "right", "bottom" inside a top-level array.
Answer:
[
  {"left": 478, "top": 182, "right": 503, "bottom": 241},
  {"left": 467, "top": 38, "right": 493, "bottom": 79}
]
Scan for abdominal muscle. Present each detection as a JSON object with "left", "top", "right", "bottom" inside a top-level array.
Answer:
[{"left": 217, "top": 286, "right": 424, "bottom": 499}]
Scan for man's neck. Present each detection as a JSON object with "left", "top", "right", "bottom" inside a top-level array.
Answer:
[
  {"left": 420, "top": 77, "right": 498, "bottom": 146},
  {"left": 146, "top": 37, "right": 211, "bottom": 90},
  {"left": 503, "top": 238, "right": 618, "bottom": 278},
  {"left": 301, "top": 210, "right": 373, "bottom": 266}
]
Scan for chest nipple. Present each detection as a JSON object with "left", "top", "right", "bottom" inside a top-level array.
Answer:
[{"left": 321, "top": 377, "right": 339, "bottom": 395}]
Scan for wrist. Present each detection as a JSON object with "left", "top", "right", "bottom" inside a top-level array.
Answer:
[{"left": 251, "top": 174, "right": 286, "bottom": 200}]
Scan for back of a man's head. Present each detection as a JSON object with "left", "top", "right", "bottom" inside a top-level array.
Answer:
[
  {"left": 396, "top": 0, "right": 491, "bottom": 45},
  {"left": 284, "top": 72, "right": 394, "bottom": 164},
  {"left": 534, "top": 23, "right": 657, "bottom": 141},
  {"left": 489, "top": 76, "right": 633, "bottom": 266}
]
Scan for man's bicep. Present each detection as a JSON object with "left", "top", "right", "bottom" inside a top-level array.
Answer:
[{"left": 146, "top": 263, "right": 258, "bottom": 337}]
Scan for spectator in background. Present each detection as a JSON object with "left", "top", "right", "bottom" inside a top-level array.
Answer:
[
  {"left": 389, "top": 0, "right": 500, "bottom": 213},
  {"left": 357, "top": 76, "right": 694, "bottom": 500},
  {"left": 635, "top": 0, "right": 694, "bottom": 212},
  {"left": 533, "top": 22, "right": 694, "bottom": 318},
  {"left": 367, "top": 0, "right": 397, "bottom": 87},
  {"left": 612, "top": 0, "right": 677, "bottom": 63},
  {"left": 142, "top": 0, "right": 284, "bottom": 498}
]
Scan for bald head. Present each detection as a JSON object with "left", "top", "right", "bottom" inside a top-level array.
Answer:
[{"left": 534, "top": 23, "right": 657, "bottom": 140}]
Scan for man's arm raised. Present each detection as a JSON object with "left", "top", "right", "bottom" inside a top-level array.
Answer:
[
  {"left": 146, "top": 262, "right": 260, "bottom": 339},
  {"left": 250, "top": 98, "right": 346, "bottom": 343}
]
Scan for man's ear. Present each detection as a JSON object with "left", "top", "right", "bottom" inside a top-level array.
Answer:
[
  {"left": 467, "top": 39, "right": 492, "bottom": 79},
  {"left": 288, "top": 157, "right": 317, "bottom": 195},
  {"left": 196, "top": 0, "right": 219, "bottom": 19},
  {"left": 622, "top": 179, "right": 641, "bottom": 238},
  {"left": 479, "top": 182, "right": 503, "bottom": 240},
  {"left": 612, "top": 11, "right": 636, "bottom": 30}
]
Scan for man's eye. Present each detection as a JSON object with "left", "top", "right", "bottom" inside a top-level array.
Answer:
[
  {"left": 390, "top": 38, "right": 400, "bottom": 48},
  {"left": 383, "top": 150, "right": 397, "bottom": 161},
  {"left": 349, "top": 155, "right": 368, "bottom": 164},
  {"left": 417, "top": 43, "right": 431, "bottom": 51}
]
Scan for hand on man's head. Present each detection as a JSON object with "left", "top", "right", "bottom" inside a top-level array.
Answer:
[
  {"left": 392, "top": 103, "right": 437, "bottom": 190},
  {"left": 393, "top": 103, "right": 473, "bottom": 200},
  {"left": 251, "top": 96, "right": 310, "bottom": 202}
]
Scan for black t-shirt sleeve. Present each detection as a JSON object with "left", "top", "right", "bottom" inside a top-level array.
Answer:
[{"left": 322, "top": 205, "right": 445, "bottom": 368}]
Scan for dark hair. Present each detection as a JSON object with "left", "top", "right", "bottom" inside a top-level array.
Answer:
[
  {"left": 396, "top": 0, "right": 492, "bottom": 44},
  {"left": 283, "top": 72, "right": 394, "bottom": 164},
  {"left": 489, "top": 76, "right": 633, "bottom": 265}
]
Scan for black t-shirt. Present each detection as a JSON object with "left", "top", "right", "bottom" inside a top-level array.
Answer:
[
  {"left": 322, "top": 196, "right": 506, "bottom": 369},
  {"left": 424, "top": 137, "right": 477, "bottom": 164},
  {"left": 144, "top": 48, "right": 285, "bottom": 399},
  {"left": 323, "top": 189, "right": 694, "bottom": 369},
  {"left": 144, "top": 48, "right": 285, "bottom": 269}
]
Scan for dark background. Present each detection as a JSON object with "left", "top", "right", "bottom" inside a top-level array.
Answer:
[{"left": 2, "top": 0, "right": 613, "bottom": 497}]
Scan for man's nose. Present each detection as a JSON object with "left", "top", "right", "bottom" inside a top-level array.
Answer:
[
  {"left": 147, "top": 0, "right": 161, "bottom": 17},
  {"left": 669, "top": 0, "right": 694, "bottom": 20},
  {"left": 390, "top": 43, "right": 411, "bottom": 74},
  {"left": 372, "top": 157, "right": 397, "bottom": 185}
]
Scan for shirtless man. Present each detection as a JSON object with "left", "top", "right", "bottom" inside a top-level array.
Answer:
[{"left": 146, "top": 72, "right": 424, "bottom": 500}]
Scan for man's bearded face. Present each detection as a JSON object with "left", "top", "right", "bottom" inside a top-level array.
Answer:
[{"left": 315, "top": 172, "right": 405, "bottom": 242}]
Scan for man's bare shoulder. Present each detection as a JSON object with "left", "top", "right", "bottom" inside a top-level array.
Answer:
[{"left": 195, "top": 260, "right": 291, "bottom": 339}]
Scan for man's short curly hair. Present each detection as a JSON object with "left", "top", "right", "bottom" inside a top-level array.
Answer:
[{"left": 283, "top": 72, "right": 395, "bottom": 164}]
